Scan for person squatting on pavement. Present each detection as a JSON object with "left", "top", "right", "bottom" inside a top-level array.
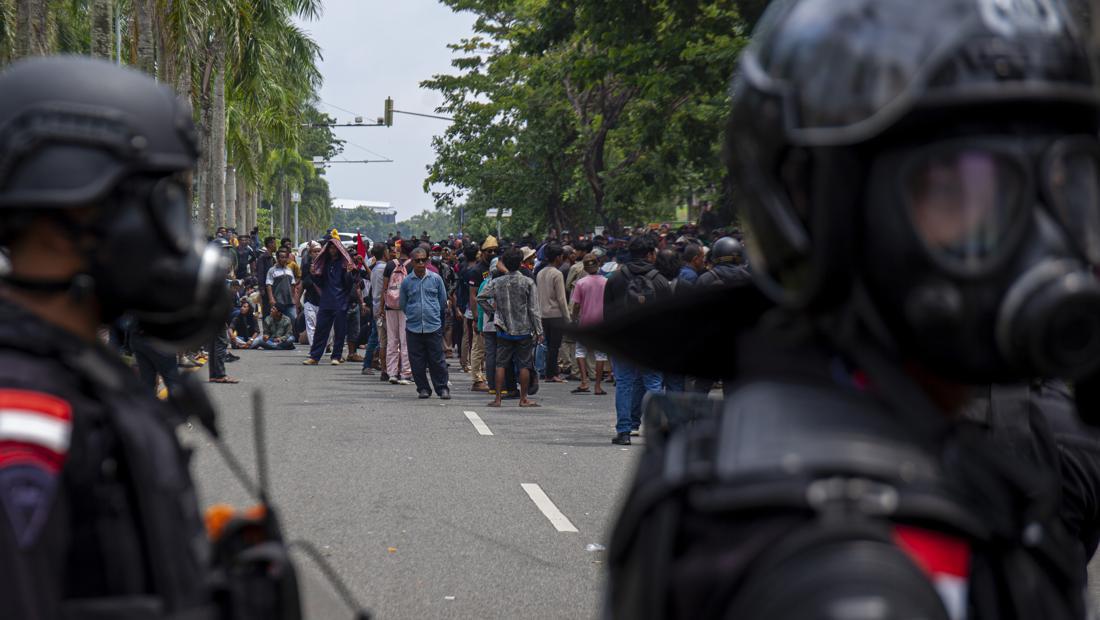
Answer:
[
  {"left": 303, "top": 238, "right": 356, "bottom": 365},
  {"left": 0, "top": 56, "right": 234, "bottom": 619},
  {"left": 596, "top": 0, "right": 1100, "bottom": 618},
  {"left": 400, "top": 247, "right": 451, "bottom": 399}
]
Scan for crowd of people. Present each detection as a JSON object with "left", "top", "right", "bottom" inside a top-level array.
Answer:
[{"left": 168, "top": 220, "right": 750, "bottom": 445}]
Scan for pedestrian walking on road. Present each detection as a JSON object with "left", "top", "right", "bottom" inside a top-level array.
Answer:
[
  {"left": 479, "top": 248, "right": 542, "bottom": 408},
  {"left": 401, "top": 248, "right": 451, "bottom": 399},
  {"left": 304, "top": 239, "right": 355, "bottom": 365}
]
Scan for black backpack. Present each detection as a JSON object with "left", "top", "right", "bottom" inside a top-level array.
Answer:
[{"left": 625, "top": 269, "right": 662, "bottom": 309}]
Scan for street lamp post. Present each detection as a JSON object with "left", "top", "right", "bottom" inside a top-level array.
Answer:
[{"left": 292, "top": 192, "right": 301, "bottom": 247}]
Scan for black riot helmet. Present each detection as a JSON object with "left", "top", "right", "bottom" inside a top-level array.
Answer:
[
  {"left": 729, "top": 0, "right": 1100, "bottom": 382},
  {"left": 0, "top": 56, "right": 229, "bottom": 347},
  {"left": 709, "top": 236, "right": 744, "bottom": 265}
]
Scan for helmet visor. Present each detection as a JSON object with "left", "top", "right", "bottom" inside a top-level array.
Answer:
[{"left": 904, "top": 147, "right": 1027, "bottom": 272}]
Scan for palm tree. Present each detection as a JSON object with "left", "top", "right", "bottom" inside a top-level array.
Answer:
[
  {"left": 15, "top": 0, "right": 50, "bottom": 58},
  {"left": 90, "top": 0, "right": 112, "bottom": 58},
  {"left": 133, "top": 0, "right": 154, "bottom": 73}
]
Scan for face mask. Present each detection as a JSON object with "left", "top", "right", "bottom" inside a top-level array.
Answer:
[
  {"left": 90, "top": 177, "right": 231, "bottom": 349},
  {"left": 863, "top": 134, "right": 1100, "bottom": 381}
]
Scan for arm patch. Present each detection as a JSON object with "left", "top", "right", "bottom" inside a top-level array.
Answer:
[{"left": 0, "top": 389, "right": 72, "bottom": 548}]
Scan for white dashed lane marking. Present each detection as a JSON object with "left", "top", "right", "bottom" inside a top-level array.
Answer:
[
  {"left": 463, "top": 410, "right": 494, "bottom": 436},
  {"left": 521, "top": 483, "right": 579, "bottom": 533}
]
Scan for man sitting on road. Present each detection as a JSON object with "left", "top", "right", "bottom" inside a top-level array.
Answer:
[
  {"left": 253, "top": 304, "right": 295, "bottom": 350},
  {"left": 400, "top": 247, "right": 451, "bottom": 399},
  {"left": 479, "top": 248, "right": 542, "bottom": 408}
]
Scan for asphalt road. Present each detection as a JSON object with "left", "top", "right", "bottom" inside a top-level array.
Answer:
[{"left": 187, "top": 347, "right": 640, "bottom": 620}]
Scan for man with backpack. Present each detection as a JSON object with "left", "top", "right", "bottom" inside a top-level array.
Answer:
[
  {"left": 603, "top": 235, "right": 670, "bottom": 445},
  {"left": 383, "top": 241, "right": 413, "bottom": 384}
]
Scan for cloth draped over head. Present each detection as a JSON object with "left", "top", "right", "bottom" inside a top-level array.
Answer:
[{"left": 311, "top": 237, "right": 353, "bottom": 276}]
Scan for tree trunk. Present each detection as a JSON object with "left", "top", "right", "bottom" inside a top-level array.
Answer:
[
  {"left": 225, "top": 166, "right": 237, "bottom": 228},
  {"left": 241, "top": 186, "right": 251, "bottom": 232},
  {"left": 134, "top": 0, "right": 155, "bottom": 74},
  {"left": 251, "top": 187, "right": 258, "bottom": 233},
  {"left": 211, "top": 48, "right": 227, "bottom": 227},
  {"left": 195, "top": 99, "right": 210, "bottom": 228},
  {"left": 90, "top": 0, "right": 112, "bottom": 59},
  {"left": 15, "top": 0, "right": 50, "bottom": 59}
]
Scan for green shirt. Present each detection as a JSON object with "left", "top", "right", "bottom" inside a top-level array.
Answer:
[{"left": 263, "top": 314, "right": 292, "bottom": 341}]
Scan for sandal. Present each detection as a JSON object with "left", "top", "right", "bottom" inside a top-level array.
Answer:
[
  {"left": 209, "top": 376, "right": 240, "bottom": 384},
  {"left": 519, "top": 401, "right": 541, "bottom": 408},
  {"left": 593, "top": 389, "right": 608, "bottom": 395},
  {"left": 571, "top": 386, "right": 590, "bottom": 393},
  {"left": 486, "top": 402, "right": 502, "bottom": 408}
]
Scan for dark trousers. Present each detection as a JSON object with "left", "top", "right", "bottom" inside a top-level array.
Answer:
[
  {"left": 484, "top": 332, "right": 497, "bottom": 390},
  {"left": 542, "top": 317, "right": 566, "bottom": 378},
  {"left": 208, "top": 327, "right": 228, "bottom": 380},
  {"left": 131, "top": 334, "right": 180, "bottom": 396},
  {"left": 345, "top": 305, "right": 361, "bottom": 354},
  {"left": 364, "top": 315, "right": 381, "bottom": 369},
  {"left": 407, "top": 329, "right": 449, "bottom": 395},
  {"left": 358, "top": 306, "right": 373, "bottom": 347},
  {"left": 309, "top": 308, "right": 347, "bottom": 361},
  {"left": 453, "top": 313, "right": 464, "bottom": 359}
]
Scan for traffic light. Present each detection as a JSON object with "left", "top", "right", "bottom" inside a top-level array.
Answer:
[{"left": 384, "top": 97, "right": 393, "bottom": 127}]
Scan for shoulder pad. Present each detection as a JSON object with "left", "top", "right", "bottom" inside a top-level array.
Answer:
[{"left": 728, "top": 536, "right": 952, "bottom": 620}]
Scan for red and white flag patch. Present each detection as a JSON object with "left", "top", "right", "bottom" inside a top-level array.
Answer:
[
  {"left": 894, "top": 525, "right": 971, "bottom": 620},
  {"left": 0, "top": 389, "right": 72, "bottom": 548}
]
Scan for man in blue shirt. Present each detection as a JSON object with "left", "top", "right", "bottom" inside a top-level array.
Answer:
[
  {"left": 677, "top": 243, "right": 703, "bottom": 286},
  {"left": 400, "top": 247, "right": 451, "bottom": 399},
  {"left": 303, "top": 239, "right": 356, "bottom": 365}
]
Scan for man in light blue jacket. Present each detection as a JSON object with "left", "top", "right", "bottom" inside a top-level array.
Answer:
[{"left": 400, "top": 247, "right": 451, "bottom": 399}]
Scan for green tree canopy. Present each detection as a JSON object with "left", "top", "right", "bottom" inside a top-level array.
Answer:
[{"left": 424, "top": 0, "right": 751, "bottom": 235}]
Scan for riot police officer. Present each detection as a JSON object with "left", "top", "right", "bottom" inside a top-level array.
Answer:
[
  {"left": 694, "top": 236, "right": 750, "bottom": 288},
  {"left": 595, "top": 0, "right": 1100, "bottom": 618},
  {"left": 0, "top": 57, "right": 229, "bottom": 618}
]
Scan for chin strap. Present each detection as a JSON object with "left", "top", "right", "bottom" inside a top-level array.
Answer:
[{"left": 1, "top": 273, "right": 95, "bottom": 299}]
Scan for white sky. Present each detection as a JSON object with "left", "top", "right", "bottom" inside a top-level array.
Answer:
[{"left": 298, "top": 1, "right": 475, "bottom": 220}]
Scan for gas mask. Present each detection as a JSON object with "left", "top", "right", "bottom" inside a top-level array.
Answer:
[
  {"left": 863, "top": 132, "right": 1100, "bottom": 382},
  {"left": 85, "top": 176, "right": 231, "bottom": 348}
]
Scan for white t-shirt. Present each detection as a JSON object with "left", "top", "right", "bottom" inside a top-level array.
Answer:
[{"left": 265, "top": 265, "right": 297, "bottom": 286}]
